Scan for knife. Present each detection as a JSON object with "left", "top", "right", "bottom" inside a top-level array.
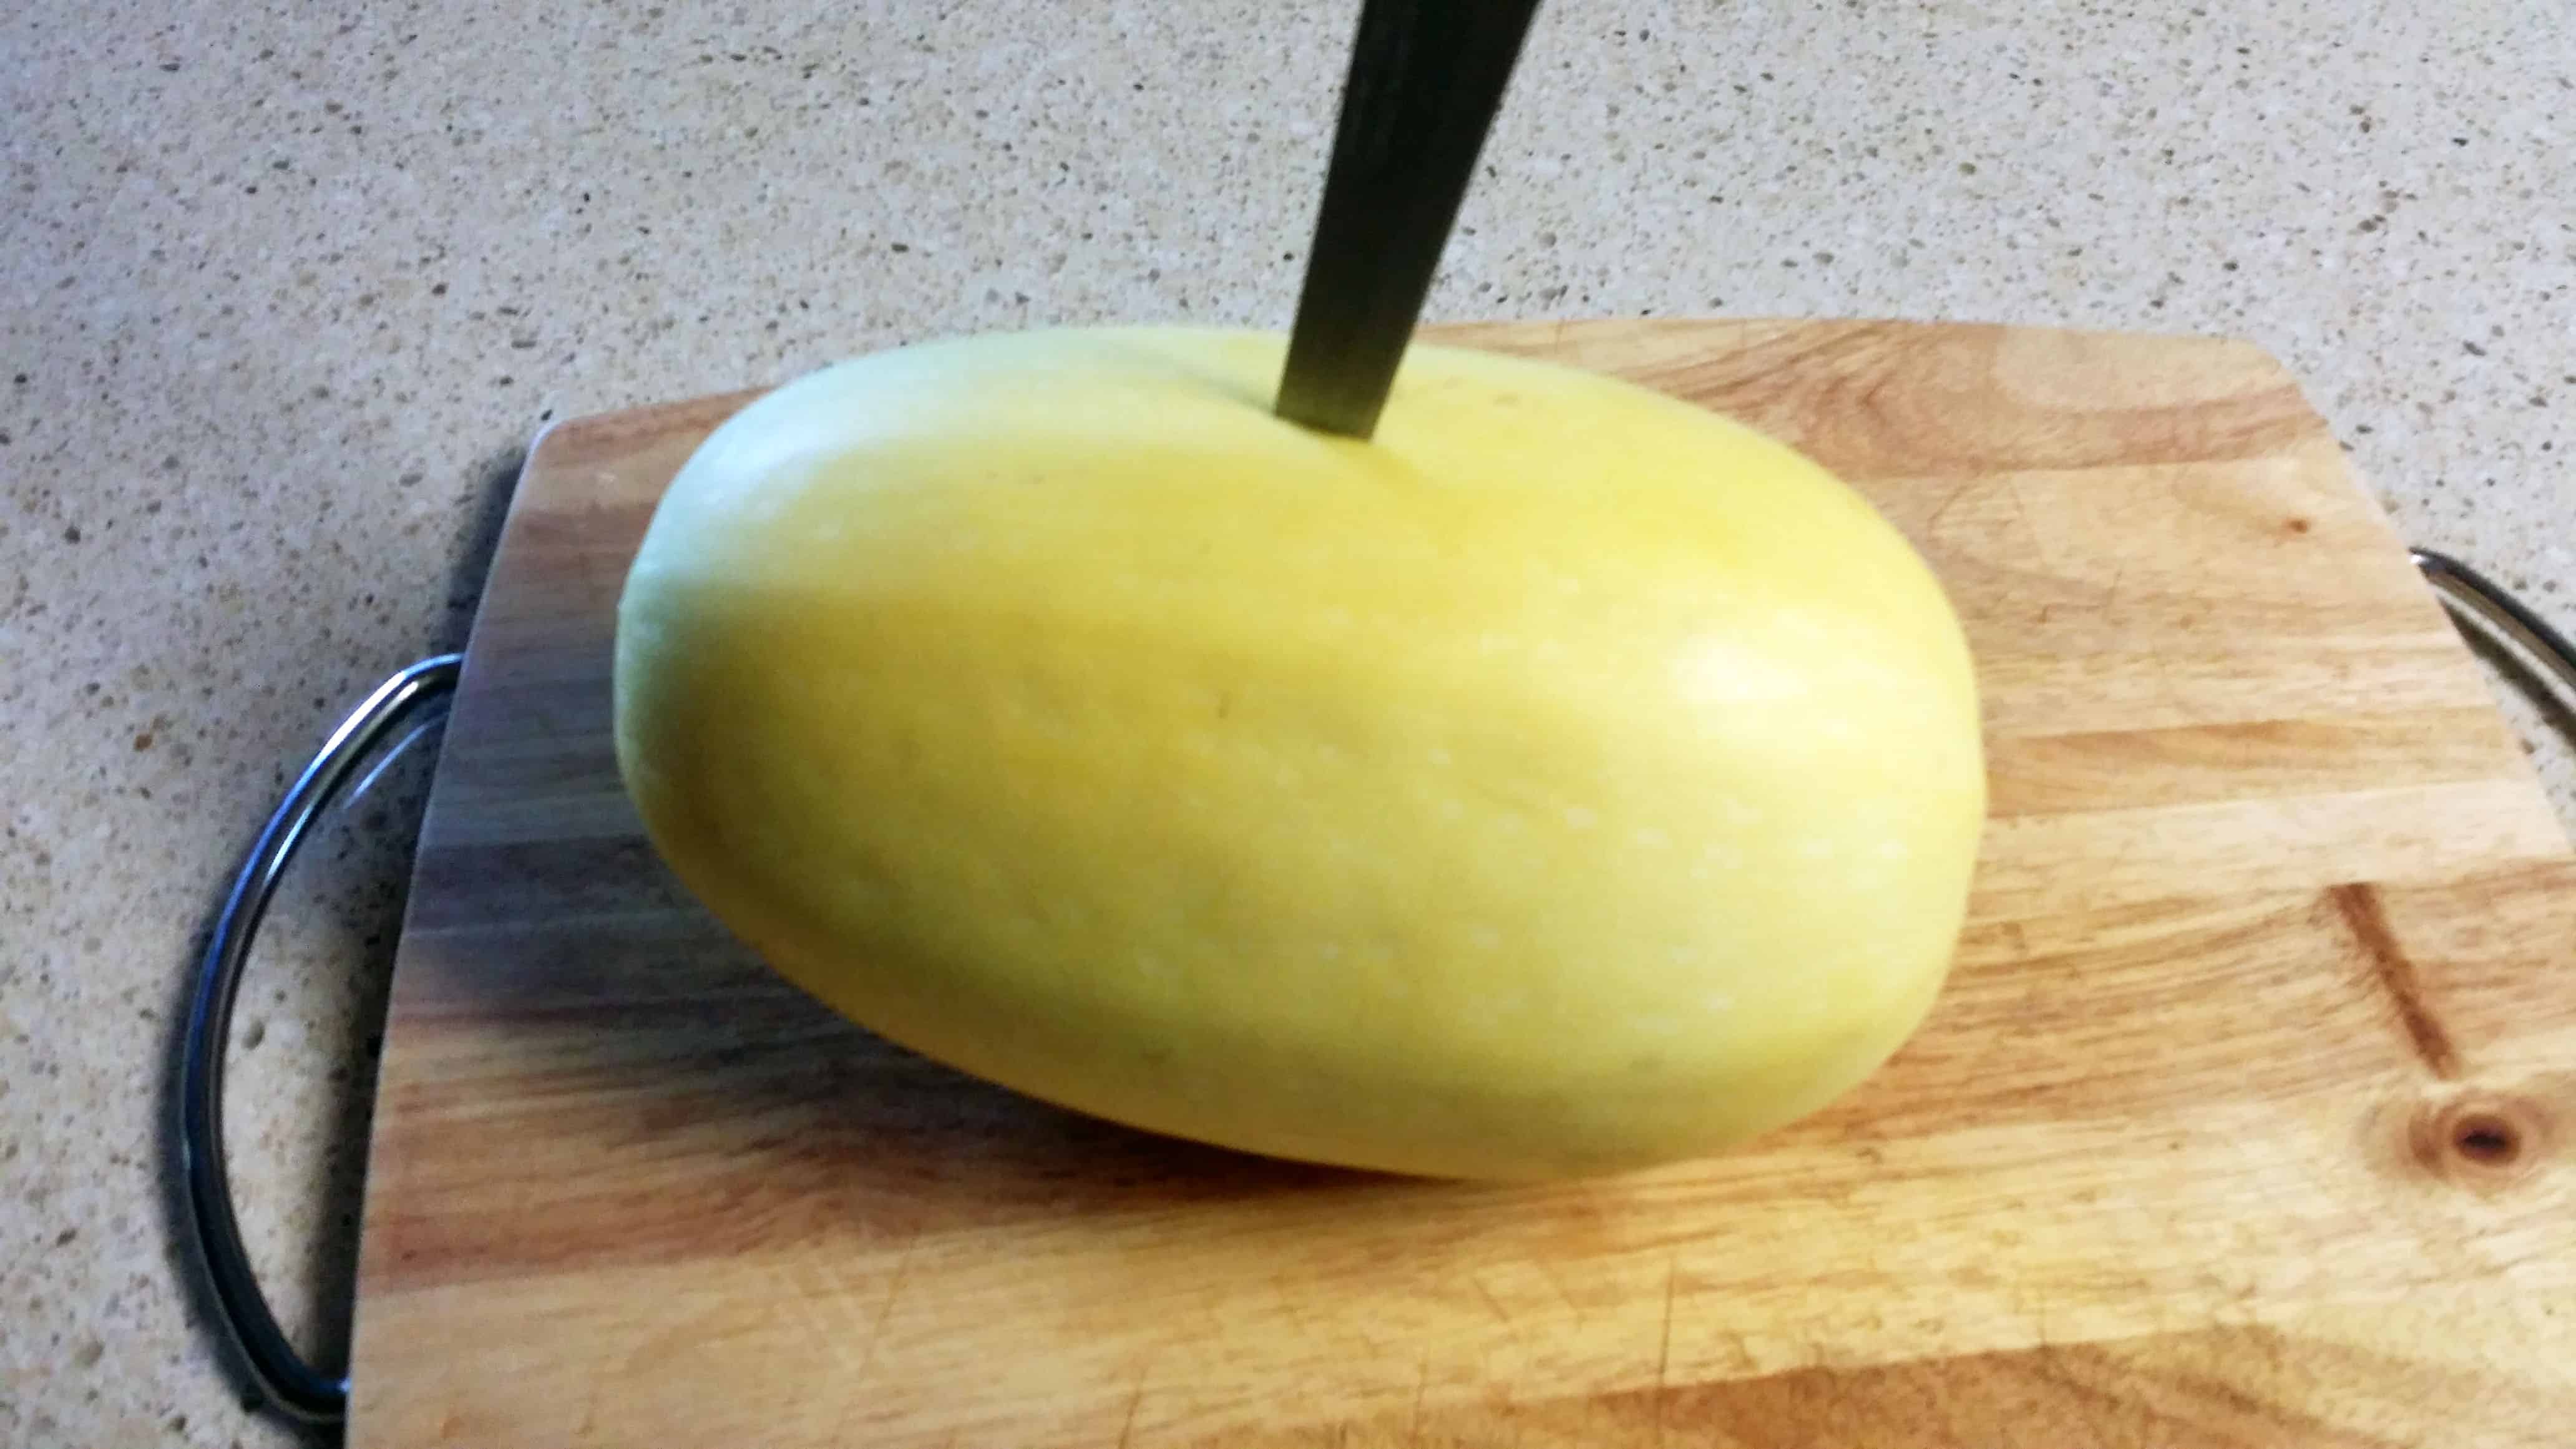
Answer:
[{"left": 1276, "top": 0, "right": 1546, "bottom": 439}]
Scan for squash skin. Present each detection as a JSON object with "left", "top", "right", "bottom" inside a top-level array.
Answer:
[{"left": 613, "top": 327, "right": 1984, "bottom": 1179}]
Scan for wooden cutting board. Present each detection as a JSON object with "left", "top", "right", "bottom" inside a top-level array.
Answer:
[{"left": 349, "top": 319, "right": 2576, "bottom": 1447}]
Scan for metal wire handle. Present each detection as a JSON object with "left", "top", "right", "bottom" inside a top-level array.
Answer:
[
  {"left": 2414, "top": 549, "right": 2576, "bottom": 699},
  {"left": 177, "top": 653, "right": 462, "bottom": 1426}
]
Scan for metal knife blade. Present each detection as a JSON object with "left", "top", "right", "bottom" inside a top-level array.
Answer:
[{"left": 1276, "top": 0, "right": 1544, "bottom": 440}]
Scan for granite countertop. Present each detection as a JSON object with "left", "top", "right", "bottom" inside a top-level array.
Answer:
[{"left": 7, "top": 1, "right": 2575, "bottom": 1443}]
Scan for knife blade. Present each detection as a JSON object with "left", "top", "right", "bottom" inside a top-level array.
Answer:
[{"left": 1276, "top": 0, "right": 1544, "bottom": 440}]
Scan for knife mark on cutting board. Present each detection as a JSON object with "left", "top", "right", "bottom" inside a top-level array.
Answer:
[{"left": 2328, "top": 882, "right": 2461, "bottom": 1078}]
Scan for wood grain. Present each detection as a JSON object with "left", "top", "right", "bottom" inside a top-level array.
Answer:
[{"left": 349, "top": 320, "right": 2576, "bottom": 1448}]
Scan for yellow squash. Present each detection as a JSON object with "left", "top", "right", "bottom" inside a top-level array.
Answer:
[{"left": 615, "top": 328, "right": 1984, "bottom": 1179}]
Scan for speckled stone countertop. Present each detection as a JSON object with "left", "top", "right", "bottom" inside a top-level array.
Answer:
[{"left": 6, "top": 1, "right": 2575, "bottom": 1442}]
